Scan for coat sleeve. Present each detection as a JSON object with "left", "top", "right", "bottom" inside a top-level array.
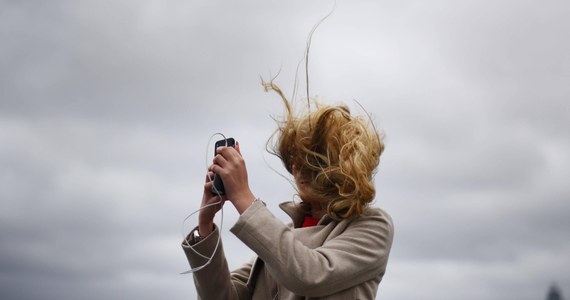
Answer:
[
  {"left": 230, "top": 200, "right": 394, "bottom": 298},
  {"left": 181, "top": 225, "right": 253, "bottom": 300}
]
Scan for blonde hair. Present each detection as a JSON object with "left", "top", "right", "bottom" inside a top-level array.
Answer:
[{"left": 264, "top": 81, "right": 385, "bottom": 220}]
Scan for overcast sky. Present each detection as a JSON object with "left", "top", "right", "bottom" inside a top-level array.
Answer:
[{"left": 1, "top": 0, "right": 569, "bottom": 299}]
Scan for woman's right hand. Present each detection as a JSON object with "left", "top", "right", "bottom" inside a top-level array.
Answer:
[{"left": 198, "top": 171, "right": 226, "bottom": 237}]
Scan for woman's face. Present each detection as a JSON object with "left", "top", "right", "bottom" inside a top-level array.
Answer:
[{"left": 292, "top": 162, "right": 312, "bottom": 202}]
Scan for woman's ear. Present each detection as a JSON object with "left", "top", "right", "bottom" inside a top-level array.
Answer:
[{"left": 291, "top": 162, "right": 298, "bottom": 176}]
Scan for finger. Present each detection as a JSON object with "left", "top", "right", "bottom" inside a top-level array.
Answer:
[
  {"left": 204, "top": 171, "right": 215, "bottom": 183},
  {"left": 216, "top": 146, "right": 235, "bottom": 157},
  {"left": 217, "top": 146, "right": 241, "bottom": 162},
  {"left": 204, "top": 177, "right": 217, "bottom": 196},
  {"left": 215, "top": 146, "right": 229, "bottom": 156},
  {"left": 208, "top": 163, "right": 221, "bottom": 175},
  {"left": 235, "top": 141, "right": 242, "bottom": 155},
  {"left": 205, "top": 171, "right": 215, "bottom": 182},
  {"left": 212, "top": 153, "right": 228, "bottom": 168},
  {"left": 204, "top": 180, "right": 212, "bottom": 189}
]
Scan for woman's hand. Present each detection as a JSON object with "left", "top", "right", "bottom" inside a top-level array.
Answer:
[
  {"left": 198, "top": 171, "right": 225, "bottom": 237},
  {"left": 209, "top": 142, "right": 256, "bottom": 215}
]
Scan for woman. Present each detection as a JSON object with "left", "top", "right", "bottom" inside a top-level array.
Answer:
[{"left": 182, "top": 83, "right": 394, "bottom": 299}]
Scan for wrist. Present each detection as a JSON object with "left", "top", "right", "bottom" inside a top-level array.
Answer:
[
  {"left": 191, "top": 228, "right": 204, "bottom": 243},
  {"left": 233, "top": 191, "right": 257, "bottom": 215},
  {"left": 198, "top": 222, "right": 213, "bottom": 237}
]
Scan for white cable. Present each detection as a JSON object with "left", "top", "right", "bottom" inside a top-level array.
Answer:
[{"left": 180, "top": 133, "right": 230, "bottom": 274}]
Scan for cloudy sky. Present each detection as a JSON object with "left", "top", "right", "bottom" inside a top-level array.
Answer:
[{"left": 1, "top": 0, "right": 569, "bottom": 299}]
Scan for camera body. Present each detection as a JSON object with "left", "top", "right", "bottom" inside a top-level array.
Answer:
[{"left": 211, "top": 137, "right": 235, "bottom": 195}]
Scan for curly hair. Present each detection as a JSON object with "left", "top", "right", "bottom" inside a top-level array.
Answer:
[{"left": 264, "top": 81, "right": 385, "bottom": 220}]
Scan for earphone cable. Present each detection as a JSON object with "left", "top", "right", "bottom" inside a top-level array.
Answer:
[{"left": 180, "top": 133, "right": 229, "bottom": 274}]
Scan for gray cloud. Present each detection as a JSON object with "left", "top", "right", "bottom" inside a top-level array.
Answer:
[{"left": 1, "top": 0, "right": 569, "bottom": 299}]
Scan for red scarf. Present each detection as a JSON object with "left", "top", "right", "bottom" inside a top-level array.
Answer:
[{"left": 302, "top": 216, "right": 320, "bottom": 227}]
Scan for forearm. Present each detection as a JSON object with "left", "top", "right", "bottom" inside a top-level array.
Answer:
[{"left": 182, "top": 225, "right": 250, "bottom": 299}]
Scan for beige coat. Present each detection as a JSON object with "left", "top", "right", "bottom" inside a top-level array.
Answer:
[{"left": 182, "top": 200, "right": 394, "bottom": 299}]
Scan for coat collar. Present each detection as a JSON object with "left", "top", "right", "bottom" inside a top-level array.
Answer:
[{"left": 279, "top": 201, "right": 334, "bottom": 228}]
